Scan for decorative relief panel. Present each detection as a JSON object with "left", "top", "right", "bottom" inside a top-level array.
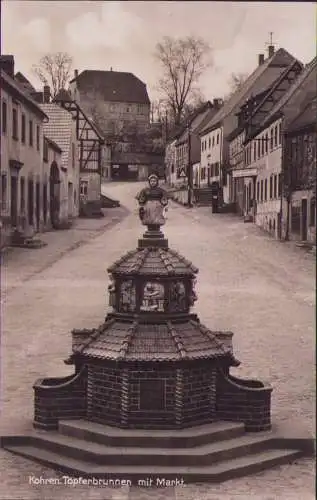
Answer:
[
  {"left": 119, "top": 280, "right": 136, "bottom": 312},
  {"left": 189, "top": 278, "right": 198, "bottom": 307},
  {"left": 108, "top": 275, "right": 116, "bottom": 308},
  {"left": 169, "top": 281, "right": 187, "bottom": 312},
  {"left": 140, "top": 282, "right": 165, "bottom": 312}
]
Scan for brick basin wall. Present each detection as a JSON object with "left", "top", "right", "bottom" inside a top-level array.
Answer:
[
  {"left": 216, "top": 369, "right": 272, "bottom": 431},
  {"left": 128, "top": 363, "right": 176, "bottom": 429},
  {"left": 33, "top": 367, "right": 87, "bottom": 430},
  {"left": 182, "top": 361, "right": 217, "bottom": 426},
  {"left": 87, "top": 363, "right": 122, "bottom": 426}
]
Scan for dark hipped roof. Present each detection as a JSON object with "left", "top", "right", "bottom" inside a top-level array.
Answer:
[
  {"left": 176, "top": 104, "right": 217, "bottom": 146},
  {"left": 199, "top": 48, "right": 299, "bottom": 136},
  {"left": 71, "top": 70, "right": 150, "bottom": 105},
  {"left": 70, "top": 318, "right": 237, "bottom": 362},
  {"left": 108, "top": 247, "right": 198, "bottom": 277}
]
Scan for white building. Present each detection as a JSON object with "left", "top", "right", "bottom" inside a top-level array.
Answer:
[
  {"left": 199, "top": 125, "right": 223, "bottom": 189},
  {"left": 243, "top": 118, "right": 283, "bottom": 237},
  {"left": 165, "top": 138, "right": 178, "bottom": 186}
]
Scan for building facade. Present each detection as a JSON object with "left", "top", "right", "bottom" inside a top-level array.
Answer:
[
  {"left": 199, "top": 47, "right": 302, "bottom": 207},
  {"left": 164, "top": 139, "right": 177, "bottom": 186},
  {"left": 68, "top": 69, "right": 154, "bottom": 181},
  {"left": 283, "top": 97, "right": 316, "bottom": 244},
  {"left": 1, "top": 58, "right": 48, "bottom": 247},
  {"left": 200, "top": 124, "right": 223, "bottom": 189},
  {"left": 41, "top": 103, "right": 80, "bottom": 225},
  {"left": 243, "top": 118, "right": 283, "bottom": 236}
]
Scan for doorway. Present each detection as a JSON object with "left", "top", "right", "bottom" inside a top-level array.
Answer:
[
  {"left": 35, "top": 182, "right": 40, "bottom": 231},
  {"left": 28, "top": 179, "right": 34, "bottom": 226},
  {"left": 49, "top": 162, "right": 60, "bottom": 228},
  {"left": 10, "top": 175, "right": 18, "bottom": 227},
  {"left": 301, "top": 199, "right": 308, "bottom": 241}
]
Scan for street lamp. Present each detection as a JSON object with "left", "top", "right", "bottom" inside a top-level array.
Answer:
[{"left": 187, "top": 125, "right": 193, "bottom": 208}]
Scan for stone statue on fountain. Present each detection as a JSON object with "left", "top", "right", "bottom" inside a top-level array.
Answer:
[{"left": 137, "top": 174, "right": 168, "bottom": 227}]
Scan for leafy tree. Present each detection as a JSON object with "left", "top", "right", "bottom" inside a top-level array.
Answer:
[
  {"left": 154, "top": 36, "right": 212, "bottom": 126},
  {"left": 32, "top": 52, "right": 73, "bottom": 98}
]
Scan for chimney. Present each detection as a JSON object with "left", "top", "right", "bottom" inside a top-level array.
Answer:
[
  {"left": 268, "top": 45, "right": 275, "bottom": 58},
  {"left": 0, "top": 55, "right": 14, "bottom": 78},
  {"left": 74, "top": 69, "right": 78, "bottom": 79},
  {"left": 258, "top": 54, "right": 265, "bottom": 66},
  {"left": 213, "top": 98, "right": 223, "bottom": 109},
  {"left": 43, "top": 85, "right": 51, "bottom": 103}
]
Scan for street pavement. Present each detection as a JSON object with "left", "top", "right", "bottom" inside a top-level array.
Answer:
[{"left": 0, "top": 181, "right": 315, "bottom": 500}]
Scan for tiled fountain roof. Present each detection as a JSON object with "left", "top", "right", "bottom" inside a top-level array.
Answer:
[
  {"left": 70, "top": 318, "right": 238, "bottom": 363},
  {"left": 107, "top": 247, "right": 198, "bottom": 276}
]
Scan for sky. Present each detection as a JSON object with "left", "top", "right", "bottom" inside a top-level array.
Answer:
[{"left": 1, "top": 1, "right": 316, "bottom": 102}]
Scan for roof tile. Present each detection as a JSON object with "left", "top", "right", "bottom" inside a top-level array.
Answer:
[{"left": 40, "top": 103, "right": 73, "bottom": 168}]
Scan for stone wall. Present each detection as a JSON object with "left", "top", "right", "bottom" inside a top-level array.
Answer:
[
  {"left": 216, "top": 370, "right": 272, "bottom": 431},
  {"left": 33, "top": 367, "right": 87, "bottom": 430}
]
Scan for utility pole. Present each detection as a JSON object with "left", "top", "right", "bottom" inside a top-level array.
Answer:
[{"left": 187, "top": 125, "right": 193, "bottom": 207}]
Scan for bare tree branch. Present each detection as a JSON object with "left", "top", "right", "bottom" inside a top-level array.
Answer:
[
  {"left": 154, "top": 36, "right": 212, "bottom": 126},
  {"left": 225, "top": 72, "right": 249, "bottom": 99},
  {"left": 32, "top": 52, "right": 73, "bottom": 97}
]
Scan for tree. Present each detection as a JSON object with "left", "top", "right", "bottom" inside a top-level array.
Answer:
[
  {"left": 32, "top": 52, "right": 73, "bottom": 98},
  {"left": 154, "top": 36, "right": 212, "bottom": 126},
  {"left": 226, "top": 72, "right": 249, "bottom": 98}
]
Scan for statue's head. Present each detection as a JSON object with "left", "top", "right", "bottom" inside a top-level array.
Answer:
[{"left": 148, "top": 174, "right": 159, "bottom": 188}]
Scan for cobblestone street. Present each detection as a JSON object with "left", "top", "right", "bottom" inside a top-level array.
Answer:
[{"left": 1, "top": 182, "right": 315, "bottom": 500}]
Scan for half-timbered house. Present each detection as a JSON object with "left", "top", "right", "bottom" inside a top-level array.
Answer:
[
  {"left": 54, "top": 90, "right": 105, "bottom": 216},
  {"left": 283, "top": 96, "right": 316, "bottom": 244},
  {"left": 200, "top": 46, "right": 302, "bottom": 208}
]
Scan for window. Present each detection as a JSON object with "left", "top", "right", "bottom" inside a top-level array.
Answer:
[
  {"left": 126, "top": 106, "right": 131, "bottom": 112},
  {"left": 1, "top": 174, "right": 7, "bottom": 208},
  {"left": 20, "top": 177, "right": 25, "bottom": 212},
  {"left": 21, "top": 114, "right": 26, "bottom": 143},
  {"left": 212, "top": 136, "right": 215, "bottom": 147},
  {"left": 208, "top": 137, "right": 211, "bottom": 148},
  {"left": 273, "top": 174, "right": 277, "bottom": 199},
  {"left": 43, "top": 138, "right": 48, "bottom": 162},
  {"left": 36, "top": 125, "right": 40, "bottom": 151},
  {"left": 256, "top": 181, "right": 260, "bottom": 201},
  {"left": 257, "top": 139, "right": 261, "bottom": 159},
  {"left": 310, "top": 198, "right": 316, "bottom": 226},
  {"left": 277, "top": 173, "right": 281, "bottom": 197},
  {"left": 217, "top": 133, "right": 219, "bottom": 144},
  {"left": 29, "top": 120, "right": 33, "bottom": 146},
  {"left": 215, "top": 162, "right": 219, "bottom": 176},
  {"left": 12, "top": 108, "right": 18, "bottom": 140},
  {"left": 265, "top": 133, "right": 268, "bottom": 154},
  {"left": 269, "top": 175, "right": 273, "bottom": 199},
  {"left": 278, "top": 123, "right": 282, "bottom": 145},
  {"left": 253, "top": 141, "right": 256, "bottom": 161},
  {"left": 264, "top": 179, "right": 267, "bottom": 201},
  {"left": 261, "top": 137, "right": 264, "bottom": 156},
  {"left": 270, "top": 128, "right": 273, "bottom": 150},
  {"left": 201, "top": 141, "right": 204, "bottom": 152},
  {"left": 80, "top": 181, "right": 88, "bottom": 196},
  {"left": 2, "top": 100, "right": 7, "bottom": 134},
  {"left": 260, "top": 180, "right": 263, "bottom": 202},
  {"left": 274, "top": 126, "right": 278, "bottom": 147},
  {"left": 72, "top": 143, "right": 75, "bottom": 168}
]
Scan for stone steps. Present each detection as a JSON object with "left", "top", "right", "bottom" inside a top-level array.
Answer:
[
  {"left": 3, "top": 444, "right": 302, "bottom": 483},
  {"left": 58, "top": 420, "right": 245, "bottom": 448},
  {"left": 2, "top": 430, "right": 279, "bottom": 467}
]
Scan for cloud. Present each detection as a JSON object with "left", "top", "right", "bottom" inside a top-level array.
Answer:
[
  {"left": 22, "top": 18, "right": 51, "bottom": 52},
  {"left": 2, "top": 2, "right": 51, "bottom": 54},
  {"left": 66, "top": 1, "right": 144, "bottom": 51}
]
